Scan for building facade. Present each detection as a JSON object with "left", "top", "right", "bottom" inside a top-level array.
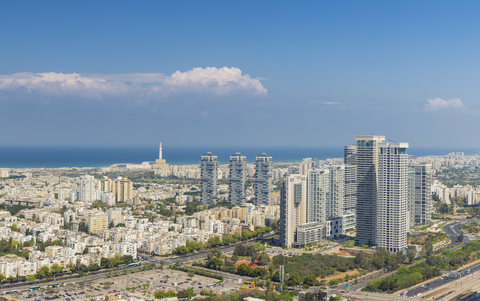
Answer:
[
  {"left": 407, "top": 168, "right": 415, "bottom": 229},
  {"left": 254, "top": 153, "right": 273, "bottom": 206},
  {"left": 355, "top": 135, "right": 385, "bottom": 246},
  {"left": 78, "top": 175, "right": 97, "bottom": 203},
  {"left": 280, "top": 174, "right": 307, "bottom": 248},
  {"left": 200, "top": 152, "right": 218, "bottom": 206},
  {"left": 412, "top": 163, "right": 433, "bottom": 225},
  {"left": 228, "top": 153, "right": 247, "bottom": 206},
  {"left": 376, "top": 142, "right": 408, "bottom": 252},
  {"left": 326, "top": 165, "right": 345, "bottom": 218}
]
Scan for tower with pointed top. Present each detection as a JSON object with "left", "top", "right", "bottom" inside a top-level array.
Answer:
[{"left": 153, "top": 141, "right": 168, "bottom": 169}]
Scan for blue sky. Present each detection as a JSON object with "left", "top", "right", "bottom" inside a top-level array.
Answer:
[{"left": 1, "top": 1, "right": 480, "bottom": 148}]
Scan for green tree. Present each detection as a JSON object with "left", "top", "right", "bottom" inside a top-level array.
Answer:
[
  {"left": 38, "top": 266, "right": 51, "bottom": 279},
  {"left": 287, "top": 273, "right": 302, "bottom": 286},
  {"left": 303, "top": 274, "right": 316, "bottom": 287},
  {"left": 206, "top": 257, "right": 223, "bottom": 270},
  {"left": 26, "top": 275, "right": 36, "bottom": 282},
  {"left": 424, "top": 241, "right": 433, "bottom": 257},
  {"left": 207, "top": 235, "right": 222, "bottom": 248},
  {"left": 298, "top": 291, "right": 327, "bottom": 301},
  {"left": 406, "top": 246, "right": 417, "bottom": 263},
  {"left": 177, "top": 288, "right": 194, "bottom": 299}
]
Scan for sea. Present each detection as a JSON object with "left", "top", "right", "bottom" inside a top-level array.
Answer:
[{"left": 0, "top": 146, "right": 478, "bottom": 169}]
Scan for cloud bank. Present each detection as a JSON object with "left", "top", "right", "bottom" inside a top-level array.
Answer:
[
  {"left": 0, "top": 67, "right": 267, "bottom": 103},
  {"left": 424, "top": 98, "right": 465, "bottom": 111}
]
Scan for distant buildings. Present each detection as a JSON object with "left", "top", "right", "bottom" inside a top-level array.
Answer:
[
  {"left": 200, "top": 152, "right": 218, "bottom": 206},
  {"left": 78, "top": 175, "right": 97, "bottom": 203},
  {"left": 228, "top": 153, "right": 247, "bottom": 206},
  {"left": 97, "top": 176, "right": 133, "bottom": 204},
  {"left": 254, "top": 153, "right": 273, "bottom": 206},
  {"left": 112, "top": 178, "right": 133, "bottom": 204}
]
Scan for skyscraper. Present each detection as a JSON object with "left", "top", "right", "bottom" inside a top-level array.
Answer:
[
  {"left": 254, "top": 153, "right": 273, "bottom": 206},
  {"left": 344, "top": 145, "right": 356, "bottom": 164},
  {"left": 306, "top": 169, "right": 329, "bottom": 225},
  {"left": 344, "top": 145, "right": 357, "bottom": 230},
  {"left": 344, "top": 164, "right": 357, "bottom": 213},
  {"left": 228, "top": 153, "right": 246, "bottom": 206},
  {"left": 355, "top": 135, "right": 385, "bottom": 245},
  {"left": 326, "top": 165, "right": 345, "bottom": 218},
  {"left": 280, "top": 174, "right": 307, "bottom": 248},
  {"left": 411, "top": 163, "right": 433, "bottom": 225},
  {"left": 407, "top": 168, "right": 415, "bottom": 229},
  {"left": 376, "top": 141, "right": 408, "bottom": 252},
  {"left": 200, "top": 152, "right": 218, "bottom": 206}
]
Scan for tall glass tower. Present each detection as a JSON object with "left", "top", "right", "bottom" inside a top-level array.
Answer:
[
  {"left": 254, "top": 153, "right": 273, "bottom": 205},
  {"left": 200, "top": 152, "right": 218, "bottom": 206},
  {"left": 228, "top": 153, "right": 247, "bottom": 206},
  {"left": 355, "top": 135, "right": 385, "bottom": 246}
]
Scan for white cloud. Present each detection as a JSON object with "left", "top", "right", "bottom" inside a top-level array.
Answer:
[
  {"left": 321, "top": 101, "right": 343, "bottom": 105},
  {"left": 424, "top": 98, "right": 465, "bottom": 111},
  {"left": 0, "top": 67, "right": 267, "bottom": 103}
]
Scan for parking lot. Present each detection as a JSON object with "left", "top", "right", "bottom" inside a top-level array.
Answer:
[{"left": 5, "top": 268, "right": 233, "bottom": 301}]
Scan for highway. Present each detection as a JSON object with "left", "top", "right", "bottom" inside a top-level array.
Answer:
[
  {"left": 402, "top": 220, "right": 473, "bottom": 298},
  {"left": 343, "top": 220, "right": 472, "bottom": 295}
]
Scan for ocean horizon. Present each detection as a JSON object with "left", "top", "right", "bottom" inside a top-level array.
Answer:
[{"left": 0, "top": 146, "right": 478, "bottom": 169}]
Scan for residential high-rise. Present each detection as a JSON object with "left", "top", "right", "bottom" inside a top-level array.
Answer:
[
  {"left": 376, "top": 142, "right": 408, "bottom": 252},
  {"left": 254, "top": 153, "right": 273, "bottom": 206},
  {"left": 344, "top": 145, "right": 357, "bottom": 231},
  {"left": 280, "top": 174, "right": 307, "bottom": 248},
  {"left": 344, "top": 165, "right": 357, "bottom": 213},
  {"left": 355, "top": 135, "right": 385, "bottom": 246},
  {"left": 306, "top": 169, "right": 329, "bottom": 225},
  {"left": 326, "top": 165, "right": 345, "bottom": 218},
  {"left": 87, "top": 213, "right": 108, "bottom": 234},
  {"left": 299, "top": 158, "right": 312, "bottom": 176},
  {"left": 228, "top": 153, "right": 246, "bottom": 206},
  {"left": 344, "top": 145, "right": 356, "bottom": 164},
  {"left": 200, "top": 152, "right": 218, "bottom": 206},
  {"left": 107, "top": 207, "right": 123, "bottom": 227},
  {"left": 111, "top": 177, "right": 133, "bottom": 203},
  {"left": 411, "top": 163, "right": 433, "bottom": 225},
  {"left": 407, "top": 168, "right": 415, "bottom": 229},
  {"left": 78, "top": 175, "right": 97, "bottom": 203}
]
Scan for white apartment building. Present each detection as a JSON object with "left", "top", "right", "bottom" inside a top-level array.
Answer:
[
  {"left": 326, "top": 165, "right": 345, "bottom": 218},
  {"left": 113, "top": 242, "right": 137, "bottom": 259},
  {"left": 107, "top": 207, "right": 123, "bottom": 226},
  {"left": 78, "top": 175, "right": 97, "bottom": 203},
  {"left": 280, "top": 174, "right": 307, "bottom": 248},
  {"left": 376, "top": 142, "right": 408, "bottom": 252}
]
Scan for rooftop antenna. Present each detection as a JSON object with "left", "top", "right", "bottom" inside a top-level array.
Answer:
[{"left": 388, "top": 139, "right": 398, "bottom": 143}]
